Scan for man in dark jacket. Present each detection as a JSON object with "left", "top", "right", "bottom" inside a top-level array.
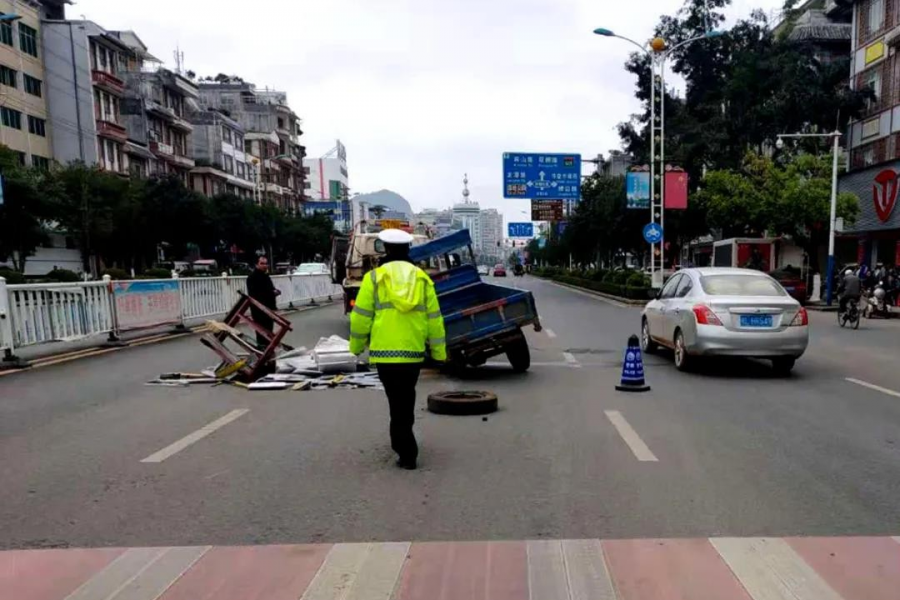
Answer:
[
  {"left": 246, "top": 255, "right": 279, "bottom": 347},
  {"left": 838, "top": 268, "right": 861, "bottom": 318}
]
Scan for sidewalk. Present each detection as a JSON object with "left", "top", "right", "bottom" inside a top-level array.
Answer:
[{"left": 4, "top": 536, "right": 898, "bottom": 599}]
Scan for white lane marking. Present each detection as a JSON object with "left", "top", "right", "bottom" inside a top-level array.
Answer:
[
  {"left": 845, "top": 377, "right": 900, "bottom": 399},
  {"left": 545, "top": 328, "right": 558, "bottom": 339},
  {"left": 141, "top": 409, "right": 249, "bottom": 463},
  {"left": 604, "top": 410, "right": 658, "bottom": 462},
  {"left": 563, "top": 352, "right": 581, "bottom": 368}
]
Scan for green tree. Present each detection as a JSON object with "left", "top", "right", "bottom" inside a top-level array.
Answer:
[
  {"left": 0, "top": 146, "right": 56, "bottom": 272},
  {"left": 697, "top": 152, "right": 858, "bottom": 273}
]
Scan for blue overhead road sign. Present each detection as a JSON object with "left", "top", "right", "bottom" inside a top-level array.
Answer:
[
  {"left": 503, "top": 152, "right": 581, "bottom": 200},
  {"left": 508, "top": 222, "right": 534, "bottom": 238},
  {"left": 643, "top": 222, "right": 663, "bottom": 244}
]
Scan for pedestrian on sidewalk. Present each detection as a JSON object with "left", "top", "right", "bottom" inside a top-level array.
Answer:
[
  {"left": 349, "top": 229, "right": 447, "bottom": 470},
  {"left": 246, "top": 255, "right": 280, "bottom": 347}
]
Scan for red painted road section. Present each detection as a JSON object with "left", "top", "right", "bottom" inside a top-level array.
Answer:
[
  {"left": 787, "top": 536, "right": 900, "bottom": 600},
  {"left": 603, "top": 538, "right": 754, "bottom": 600},
  {"left": 0, "top": 548, "right": 123, "bottom": 600},
  {"left": 1, "top": 536, "right": 898, "bottom": 599}
]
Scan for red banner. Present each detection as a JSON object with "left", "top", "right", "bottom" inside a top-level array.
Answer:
[{"left": 665, "top": 171, "right": 688, "bottom": 209}]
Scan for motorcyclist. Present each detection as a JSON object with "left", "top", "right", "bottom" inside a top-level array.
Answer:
[{"left": 838, "top": 268, "right": 861, "bottom": 318}]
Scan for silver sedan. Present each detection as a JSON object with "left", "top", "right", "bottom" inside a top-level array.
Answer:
[{"left": 641, "top": 268, "right": 809, "bottom": 375}]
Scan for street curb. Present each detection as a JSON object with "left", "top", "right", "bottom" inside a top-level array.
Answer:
[
  {"left": 0, "top": 301, "right": 337, "bottom": 378},
  {"left": 538, "top": 277, "right": 648, "bottom": 306}
]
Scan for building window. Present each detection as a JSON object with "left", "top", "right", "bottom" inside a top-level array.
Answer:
[
  {"left": 869, "top": 0, "right": 885, "bottom": 36},
  {"left": 865, "top": 67, "right": 882, "bottom": 110},
  {"left": 31, "top": 155, "right": 50, "bottom": 170},
  {"left": 236, "top": 136, "right": 243, "bottom": 150},
  {"left": 19, "top": 23, "right": 37, "bottom": 58},
  {"left": 27, "top": 115, "right": 45, "bottom": 137},
  {"left": 224, "top": 154, "right": 234, "bottom": 174},
  {"left": 15, "top": 151, "right": 25, "bottom": 165},
  {"left": 277, "top": 117, "right": 285, "bottom": 129},
  {"left": 237, "top": 161, "right": 246, "bottom": 179},
  {"left": 222, "top": 127, "right": 232, "bottom": 144},
  {"left": 23, "top": 74, "right": 41, "bottom": 97},
  {"left": 0, "top": 15, "right": 12, "bottom": 46},
  {"left": 0, "top": 64, "right": 16, "bottom": 88},
  {"left": 1, "top": 107, "right": 22, "bottom": 129}
]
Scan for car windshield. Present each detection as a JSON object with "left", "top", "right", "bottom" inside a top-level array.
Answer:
[{"left": 700, "top": 274, "right": 786, "bottom": 296}]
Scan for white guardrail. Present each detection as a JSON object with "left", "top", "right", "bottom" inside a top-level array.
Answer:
[{"left": 0, "top": 273, "right": 341, "bottom": 360}]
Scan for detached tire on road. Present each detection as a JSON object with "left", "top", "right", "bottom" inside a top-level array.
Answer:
[{"left": 427, "top": 391, "right": 498, "bottom": 415}]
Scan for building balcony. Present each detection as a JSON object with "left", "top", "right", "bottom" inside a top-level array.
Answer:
[
  {"left": 170, "top": 116, "right": 194, "bottom": 133},
  {"left": 96, "top": 119, "right": 128, "bottom": 143},
  {"left": 92, "top": 70, "right": 125, "bottom": 95},
  {"left": 150, "top": 140, "right": 174, "bottom": 157},
  {"left": 146, "top": 100, "right": 177, "bottom": 122}
]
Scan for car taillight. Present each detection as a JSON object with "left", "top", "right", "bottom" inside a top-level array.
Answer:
[
  {"left": 790, "top": 307, "right": 808, "bottom": 326},
  {"left": 692, "top": 304, "right": 723, "bottom": 326}
]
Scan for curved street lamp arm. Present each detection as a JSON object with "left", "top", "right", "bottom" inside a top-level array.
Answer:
[{"left": 610, "top": 34, "right": 650, "bottom": 55}]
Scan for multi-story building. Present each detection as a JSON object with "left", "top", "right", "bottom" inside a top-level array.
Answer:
[
  {"left": 198, "top": 79, "right": 306, "bottom": 212},
  {"left": 0, "top": 0, "right": 65, "bottom": 169},
  {"left": 115, "top": 39, "right": 198, "bottom": 183},
  {"left": 304, "top": 140, "right": 348, "bottom": 201},
  {"left": 836, "top": 0, "right": 900, "bottom": 267},
  {"left": 480, "top": 208, "right": 504, "bottom": 258},
  {"left": 41, "top": 21, "right": 139, "bottom": 175},
  {"left": 189, "top": 109, "right": 257, "bottom": 199}
]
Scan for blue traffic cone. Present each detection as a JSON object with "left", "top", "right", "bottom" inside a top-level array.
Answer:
[{"left": 615, "top": 334, "right": 650, "bottom": 392}]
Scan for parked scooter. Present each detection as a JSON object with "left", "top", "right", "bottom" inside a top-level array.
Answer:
[{"left": 864, "top": 281, "right": 892, "bottom": 319}]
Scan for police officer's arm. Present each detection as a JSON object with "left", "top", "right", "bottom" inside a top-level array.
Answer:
[
  {"left": 349, "top": 272, "right": 376, "bottom": 355},
  {"left": 425, "top": 280, "right": 447, "bottom": 361}
]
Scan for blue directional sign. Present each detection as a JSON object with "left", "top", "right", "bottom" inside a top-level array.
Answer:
[
  {"left": 503, "top": 152, "right": 582, "bottom": 200},
  {"left": 643, "top": 222, "right": 663, "bottom": 244},
  {"left": 508, "top": 222, "right": 534, "bottom": 238}
]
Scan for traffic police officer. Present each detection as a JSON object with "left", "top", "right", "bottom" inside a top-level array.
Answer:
[{"left": 349, "top": 229, "right": 447, "bottom": 470}]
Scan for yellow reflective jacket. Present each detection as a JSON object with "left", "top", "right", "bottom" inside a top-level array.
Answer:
[{"left": 349, "top": 260, "right": 447, "bottom": 363}]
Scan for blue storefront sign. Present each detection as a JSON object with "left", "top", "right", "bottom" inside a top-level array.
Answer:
[
  {"left": 303, "top": 201, "right": 352, "bottom": 231},
  {"left": 503, "top": 152, "right": 582, "bottom": 200},
  {"left": 508, "top": 222, "right": 534, "bottom": 238}
]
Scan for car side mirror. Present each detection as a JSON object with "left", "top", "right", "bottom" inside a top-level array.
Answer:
[{"left": 650, "top": 288, "right": 661, "bottom": 300}]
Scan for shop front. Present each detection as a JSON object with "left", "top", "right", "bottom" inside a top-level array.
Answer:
[{"left": 838, "top": 161, "right": 900, "bottom": 269}]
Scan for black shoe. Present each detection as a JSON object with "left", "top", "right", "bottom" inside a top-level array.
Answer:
[{"left": 396, "top": 458, "right": 417, "bottom": 470}]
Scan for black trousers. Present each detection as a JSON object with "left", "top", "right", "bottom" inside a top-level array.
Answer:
[
  {"left": 250, "top": 309, "right": 274, "bottom": 348},
  {"left": 376, "top": 363, "right": 422, "bottom": 463}
]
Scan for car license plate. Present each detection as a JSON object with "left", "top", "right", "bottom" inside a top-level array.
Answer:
[{"left": 740, "top": 314, "right": 773, "bottom": 327}]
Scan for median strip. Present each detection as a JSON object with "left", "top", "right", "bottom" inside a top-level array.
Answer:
[
  {"left": 604, "top": 410, "right": 658, "bottom": 462},
  {"left": 140, "top": 409, "right": 249, "bottom": 463}
]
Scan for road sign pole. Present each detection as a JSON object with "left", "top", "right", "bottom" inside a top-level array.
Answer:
[
  {"left": 659, "top": 54, "right": 666, "bottom": 282},
  {"left": 649, "top": 56, "right": 656, "bottom": 285}
]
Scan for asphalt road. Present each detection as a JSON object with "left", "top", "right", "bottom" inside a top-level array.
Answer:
[{"left": 1, "top": 277, "right": 899, "bottom": 550}]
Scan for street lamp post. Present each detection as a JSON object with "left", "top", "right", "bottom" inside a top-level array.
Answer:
[
  {"left": 594, "top": 28, "right": 722, "bottom": 287},
  {"left": 776, "top": 131, "right": 843, "bottom": 306}
]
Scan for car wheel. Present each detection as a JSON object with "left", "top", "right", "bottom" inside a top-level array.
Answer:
[
  {"left": 771, "top": 357, "right": 795, "bottom": 376},
  {"left": 641, "top": 318, "right": 658, "bottom": 353},
  {"left": 673, "top": 329, "right": 691, "bottom": 372}
]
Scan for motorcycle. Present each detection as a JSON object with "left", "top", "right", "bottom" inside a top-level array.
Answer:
[
  {"left": 864, "top": 281, "right": 891, "bottom": 319},
  {"left": 513, "top": 264, "right": 525, "bottom": 277}
]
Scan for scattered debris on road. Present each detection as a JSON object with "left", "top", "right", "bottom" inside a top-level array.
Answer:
[{"left": 148, "top": 334, "right": 383, "bottom": 391}]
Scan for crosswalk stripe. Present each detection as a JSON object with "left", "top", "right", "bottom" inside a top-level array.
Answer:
[
  {"left": 561, "top": 539, "right": 616, "bottom": 600},
  {"left": 301, "top": 543, "right": 372, "bottom": 600},
  {"left": 893, "top": 536, "right": 900, "bottom": 545},
  {"left": 711, "top": 537, "right": 843, "bottom": 600},
  {"left": 527, "top": 540, "right": 568, "bottom": 600},
  {"left": 63, "top": 546, "right": 210, "bottom": 600},
  {"left": 346, "top": 542, "right": 409, "bottom": 600}
]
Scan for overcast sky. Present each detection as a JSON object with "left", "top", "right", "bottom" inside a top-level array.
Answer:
[{"left": 73, "top": 0, "right": 785, "bottom": 225}]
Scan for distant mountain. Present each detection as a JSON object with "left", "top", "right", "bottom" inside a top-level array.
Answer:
[{"left": 354, "top": 190, "right": 413, "bottom": 218}]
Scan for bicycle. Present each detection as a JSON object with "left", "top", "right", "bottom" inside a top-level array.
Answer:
[{"left": 838, "top": 297, "right": 860, "bottom": 329}]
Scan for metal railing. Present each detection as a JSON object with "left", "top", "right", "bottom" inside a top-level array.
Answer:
[{"left": 0, "top": 273, "right": 341, "bottom": 361}]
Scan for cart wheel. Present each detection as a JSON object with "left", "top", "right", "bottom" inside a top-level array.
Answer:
[
  {"left": 427, "top": 391, "right": 498, "bottom": 415},
  {"left": 506, "top": 333, "right": 531, "bottom": 373}
]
